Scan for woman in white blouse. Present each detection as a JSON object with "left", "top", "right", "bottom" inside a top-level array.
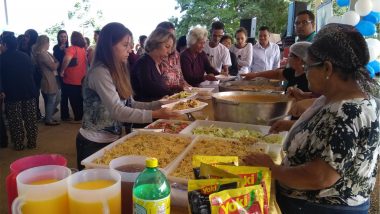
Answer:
[{"left": 230, "top": 27, "right": 253, "bottom": 74}]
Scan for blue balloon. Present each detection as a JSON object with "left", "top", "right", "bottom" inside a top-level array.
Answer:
[
  {"left": 355, "top": 20, "right": 377, "bottom": 36},
  {"left": 363, "top": 11, "right": 380, "bottom": 24},
  {"left": 337, "top": 0, "right": 350, "bottom": 7},
  {"left": 366, "top": 65, "right": 375, "bottom": 78},
  {"left": 369, "top": 60, "right": 380, "bottom": 73},
  {"left": 374, "top": 12, "right": 380, "bottom": 24}
]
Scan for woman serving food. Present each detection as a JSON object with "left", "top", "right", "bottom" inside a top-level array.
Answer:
[{"left": 245, "top": 23, "right": 380, "bottom": 213}]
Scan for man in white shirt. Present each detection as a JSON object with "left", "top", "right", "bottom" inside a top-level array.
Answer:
[
  {"left": 250, "top": 26, "right": 280, "bottom": 72},
  {"left": 203, "top": 21, "right": 231, "bottom": 74}
]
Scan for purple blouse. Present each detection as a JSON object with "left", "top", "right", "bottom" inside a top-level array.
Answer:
[
  {"left": 131, "top": 54, "right": 172, "bottom": 102},
  {"left": 180, "top": 49, "right": 219, "bottom": 87}
]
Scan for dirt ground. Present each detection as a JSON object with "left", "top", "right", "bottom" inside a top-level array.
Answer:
[{"left": 0, "top": 100, "right": 379, "bottom": 213}]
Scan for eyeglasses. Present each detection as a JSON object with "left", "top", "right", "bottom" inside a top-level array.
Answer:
[
  {"left": 303, "top": 62, "right": 323, "bottom": 73},
  {"left": 294, "top": 20, "right": 312, "bottom": 26},
  {"left": 289, "top": 53, "right": 298, "bottom": 58}
]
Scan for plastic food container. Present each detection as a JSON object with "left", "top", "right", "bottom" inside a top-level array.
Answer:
[
  {"left": 81, "top": 131, "right": 194, "bottom": 172},
  {"left": 144, "top": 119, "right": 193, "bottom": 134}
]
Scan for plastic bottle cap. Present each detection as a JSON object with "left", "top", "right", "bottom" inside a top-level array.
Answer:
[{"left": 146, "top": 158, "right": 158, "bottom": 168}]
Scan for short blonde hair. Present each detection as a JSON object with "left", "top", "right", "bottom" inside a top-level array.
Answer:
[
  {"left": 32, "top": 35, "right": 49, "bottom": 53},
  {"left": 186, "top": 26, "right": 208, "bottom": 47},
  {"left": 145, "top": 27, "right": 176, "bottom": 53}
]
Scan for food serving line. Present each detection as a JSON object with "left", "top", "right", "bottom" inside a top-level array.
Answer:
[{"left": 80, "top": 78, "right": 293, "bottom": 213}]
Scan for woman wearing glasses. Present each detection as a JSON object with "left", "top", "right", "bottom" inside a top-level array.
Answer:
[{"left": 245, "top": 23, "right": 380, "bottom": 214}]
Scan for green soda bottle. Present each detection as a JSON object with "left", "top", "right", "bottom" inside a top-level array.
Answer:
[{"left": 132, "top": 157, "right": 171, "bottom": 213}]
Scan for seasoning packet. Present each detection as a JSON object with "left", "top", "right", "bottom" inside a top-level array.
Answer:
[
  {"left": 209, "top": 185, "right": 265, "bottom": 214},
  {"left": 188, "top": 178, "right": 243, "bottom": 214},
  {"left": 199, "top": 163, "right": 240, "bottom": 179},
  {"left": 201, "top": 165, "right": 271, "bottom": 214},
  {"left": 192, "top": 156, "right": 239, "bottom": 179}
]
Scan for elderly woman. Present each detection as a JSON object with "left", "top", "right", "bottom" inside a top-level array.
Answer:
[
  {"left": 245, "top": 23, "right": 380, "bottom": 214},
  {"left": 180, "top": 26, "right": 219, "bottom": 87},
  {"left": 131, "top": 27, "right": 176, "bottom": 102},
  {"left": 242, "top": 41, "right": 311, "bottom": 93},
  {"left": 33, "top": 35, "right": 60, "bottom": 126}
]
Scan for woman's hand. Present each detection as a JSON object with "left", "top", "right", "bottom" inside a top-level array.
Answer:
[
  {"left": 220, "top": 71, "right": 228, "bottom": 76},
  {"left": 243, "top": 153, "right": 275, "bottom": 169},
  {"left": 152, "top": 107, "right": 181, "bottom": 119},
  {"left": 288, "top": 98, "right": 316, "bottom": 117},
  {"left": 286, "top": 87, "right": 312, "bottom": 101},
  {"left": 269, "top": 120, "right": 295, "bottom": 133},
  {"left": 286, "top": 86, "right": 303, "bottom": 100},
  {"left": 183, "top": 86, "right": 192, "bottom": 91},
  {"left": 60, "top": 44, "right": 66, "bottom": 51},
  {"left": 240, "top": 72, "right": 257, "bottom": 80},
  {"left": 204, "top": 74, "right": 217, "bottom": 81}
]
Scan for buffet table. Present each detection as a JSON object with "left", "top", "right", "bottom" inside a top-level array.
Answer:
[
  {"left": 82, "top": 97, "right": 284, "bottom": 213},
  {"left": 171, "top": 99, "right": 282, "bottom": 213}
]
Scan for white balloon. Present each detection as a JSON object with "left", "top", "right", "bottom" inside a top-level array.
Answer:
[
  {"left": 355, "top": 0, "right": 373, "bottom": 16},
  {"left": 367, "top": 38, "right": 380, "bottom": 61},
  {"left": 327, "top": 16, "right": 342, "bottom": 24},
  {"left": 368, "top": 46, "right": 379, "bottom": 61},
  {"left": 342, "top": 11, "right": 361, "bottom": 26},
  {"left": 366, "top": 38, "right": 380, "bottom": 60},
  {"left": 371, "top": 0, "right": 380, "bottom": 12},
  {"left": 366, "top": 38, "right": 380, "bottom": 48}
]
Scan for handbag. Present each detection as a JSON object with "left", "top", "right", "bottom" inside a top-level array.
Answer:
[{"left": 67, "top": 47, "right": 78, "bottom": 67}]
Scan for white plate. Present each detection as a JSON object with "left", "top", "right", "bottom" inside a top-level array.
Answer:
[
  {"left": 186, "top": 87, "right": 214, "bottom": 97},
  {"left": 185, "top": 87, "right": 214, "bottom": 93},
  {"left": 161, "top": 100, "right": 208, "bottom": 114},
  {"left": 199, "top": 80, "right": 220, "bottom": 87},
  {"left": 215, "top": 75, "right": 236, "bottom": 81},
  {"left": 159, "top": 92, "right": 197, "bottom": 104}
]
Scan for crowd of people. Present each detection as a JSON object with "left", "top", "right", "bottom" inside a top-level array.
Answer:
[{"left": 0, "top": 8, "right": 379, "bottom": 213}]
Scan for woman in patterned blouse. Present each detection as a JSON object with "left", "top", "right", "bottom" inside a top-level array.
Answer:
[{"left": 244, "top": 23, "right": 380, "bottom": 214}]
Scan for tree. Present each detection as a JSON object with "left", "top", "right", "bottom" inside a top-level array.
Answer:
[
  {"left": 44, "top": 0, "right": 103, "bottom": 45},
  {"left": 45, "top": 22, "right": 65, "bottom": 44},
  {"left": 67, "top": 0, "right": 103, "bottom": 37},
  {"left": 304, "top": 0, "right": 347, "bottom": 16},
  {"left": 170, "top": 0, "right": 289, "bottom": 37}
]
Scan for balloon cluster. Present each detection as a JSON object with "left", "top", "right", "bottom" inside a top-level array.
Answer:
[{"left": 329, "top": 0, "right": 380, "bottom": 77}]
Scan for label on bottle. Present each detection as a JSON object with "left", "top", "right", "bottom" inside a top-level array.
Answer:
[{"left": 133, "top": 195, "right": 170, "bottom": 214}]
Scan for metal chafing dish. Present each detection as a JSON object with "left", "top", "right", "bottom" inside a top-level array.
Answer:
[
  {"left": 212, "top": 91, "right": 293, "bottom": 125},
  {"left": 218, "top": 78, "right": 285, "bottom": 93}
]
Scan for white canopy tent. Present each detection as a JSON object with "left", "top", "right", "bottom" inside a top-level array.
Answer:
[{"left": 3, "top": 0, "right": 8, "bottom": 25}]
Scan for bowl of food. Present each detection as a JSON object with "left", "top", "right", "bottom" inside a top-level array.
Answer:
[
  {"left": 212, "top": 91, "right": 293, "bottom": 125},
  {"left": 219, "top": 79, "right": 284, "bottom": 93}
]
